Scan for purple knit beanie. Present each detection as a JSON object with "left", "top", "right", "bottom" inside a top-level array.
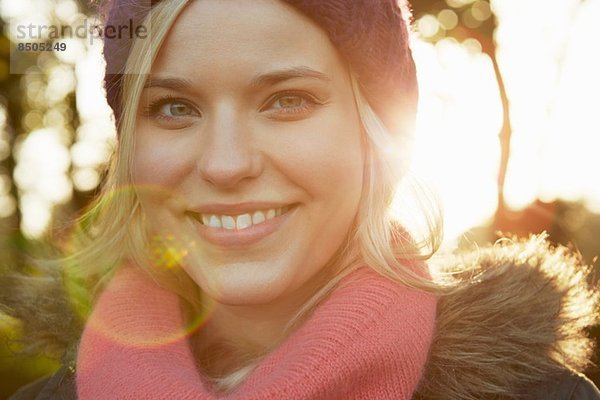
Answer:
[{"left": 99, "top": 0, "right": 418, "bottom": 138}]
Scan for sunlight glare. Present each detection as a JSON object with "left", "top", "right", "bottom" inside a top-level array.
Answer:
[
  {"left": 0, "top": 194, "right": 16, "bottom": 218},
  {"left": 46, "top": 64, "right": 76, "bottom": 102},
  {"left": 13, "top": 128, "right": 71, "bottom": 236},
  {"left": 494, "top": 0, "right": 600, "bottom": 212},
  {"left": 409, "top": 37, "right": 502, "bottom": 244},
  {"left": 20, "top": 193, "right": 52, "bottom": 238},
  {"left": 0, "top": 0, "right": 35, "bottom": 20},
  {"left": 72, "top": 167, "right": 100, "bottom": 192},
  {"left": 55, "top": 0, "right": 79, "bottom": 22},
  {"left": 417, "top": 15, "right": 440, "bottom": 38},
  {"left": 437, "top": 9, "right": 458, "bottom": 31}
]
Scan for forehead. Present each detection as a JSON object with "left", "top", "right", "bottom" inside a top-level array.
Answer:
[{"left": 151, "top": 0, "right": 346, "bottom": 84}]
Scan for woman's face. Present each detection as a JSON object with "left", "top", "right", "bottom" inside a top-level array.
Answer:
[{"left": 133, "top": 0, "right": 364, "bottom": 307}]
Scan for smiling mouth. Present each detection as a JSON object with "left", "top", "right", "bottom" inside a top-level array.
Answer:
[{"left": 187, "top": 205, "right": 294, "bottom": 230}]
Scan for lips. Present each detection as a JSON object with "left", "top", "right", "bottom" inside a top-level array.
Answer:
[{"left": 186, "top": 203, "right": 297, "bottom": 247}]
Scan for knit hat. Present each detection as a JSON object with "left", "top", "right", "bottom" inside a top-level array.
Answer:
[{"left": 99, "top": 0, "right": 418, "bottom": 139}]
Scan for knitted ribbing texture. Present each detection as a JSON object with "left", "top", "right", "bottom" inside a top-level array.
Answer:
[{"left": 76, "top": 266, "right": 437, "bottom": 399}]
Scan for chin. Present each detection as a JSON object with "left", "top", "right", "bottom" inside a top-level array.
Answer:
[
  {"left": 210, "top": 287, "right": 285, "bottom": 306},
  {"left": 184, "top": 260, "right": 296, "bottom": 306}
]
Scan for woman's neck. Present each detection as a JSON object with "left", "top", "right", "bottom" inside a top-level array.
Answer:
[{"left": 191, "top": 266, "right": 339, "bottom": 377}]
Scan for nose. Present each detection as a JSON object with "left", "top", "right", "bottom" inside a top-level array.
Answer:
[{"left": 197, "top": 107, "right": 262, "bottom": 189}]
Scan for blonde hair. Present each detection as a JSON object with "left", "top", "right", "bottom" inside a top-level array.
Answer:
[{"left": 65, "top": 0, "right": 444, "bottom": 391}]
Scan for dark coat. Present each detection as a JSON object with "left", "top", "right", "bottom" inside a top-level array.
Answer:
[
  {"left": 11, "top": 365, "right": 600, "bottom": 399},
  {"left": 6, "top": 236, "right": 600, "bottom": 399}
]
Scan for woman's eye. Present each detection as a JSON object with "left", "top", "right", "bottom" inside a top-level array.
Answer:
[
  {"left": 264, "top": 91, "right": 322, "bottom": 118},
  {"left": 271, "top": 95, "right": 306, "bottom": 110},
  {"left": 142, "top": 96, "right": 201, "bottom": 124},
  {"left": 160, "top": 102, "right": 195, "bottom": 117}
]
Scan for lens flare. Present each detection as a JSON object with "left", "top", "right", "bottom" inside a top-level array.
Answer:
[{"left": 150, "top": 234, "right": 189, "bottom": 270}]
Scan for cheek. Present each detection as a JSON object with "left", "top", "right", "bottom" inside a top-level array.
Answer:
[
  {"left": 132, "top": 131, "right": 197, "bottom": 229},
  {"left": 274, "top": 117, "right": 364, "bottom": 199},
  {"left": 132, "top": 130, "right": 195, "bottom": 187}
]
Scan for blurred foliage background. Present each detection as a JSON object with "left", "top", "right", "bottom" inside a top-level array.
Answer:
[{"left": 0, "top": 0, "right": 599, "bottom": 397}]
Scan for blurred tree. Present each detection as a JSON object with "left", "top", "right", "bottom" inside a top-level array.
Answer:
[
  {"left": 412, "top": 0, "right": 598, "bottom": 386},
  {"left": 411, "top": 0, "right": 512, "bottom": 230},
  {"left": 0, "top": 20, "right": 23, "bottom": 270},
  {"left": 0, "top": 1, "right": 96, "bottom": 395}
]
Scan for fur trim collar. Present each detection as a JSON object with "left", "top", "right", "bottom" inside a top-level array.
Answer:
[{"left": 416, "top": 234, "right": 598, "bottom": 399}]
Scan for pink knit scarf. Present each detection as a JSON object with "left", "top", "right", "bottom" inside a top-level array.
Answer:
[{"left": 76, "top": 266, "right": 437, "bottom": 399}]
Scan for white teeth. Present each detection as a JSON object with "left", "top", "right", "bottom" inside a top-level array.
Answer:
[
  {"left": 208, "top": 215, "right": 222, "bottom": 228},
  {"left": 197, "top": 206, "right": 293, "bottom": 229},
  {"left": 252, "top": 211, "right": 265, "bottom": 225},
  {"left": 222, "top": 215, "right": 235, "bottom": 230},
  {"left": 236, "top": 213, "right": 252, "bottom": 230}
]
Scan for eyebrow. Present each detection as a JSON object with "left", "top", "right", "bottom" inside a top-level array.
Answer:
[
  {"left": 249, "top": 66, "right": 331, "bottom": 88},
  {"left": 143, "top": 77, "right": 194, "bottom": 90},
  {"left": 143, "top": 66, "right": 331, "bottom": 91}
]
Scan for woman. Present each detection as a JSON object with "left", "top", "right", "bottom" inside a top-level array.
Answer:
[{"left": 6, "top": 0, "right": 599, "bottom": 398}]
